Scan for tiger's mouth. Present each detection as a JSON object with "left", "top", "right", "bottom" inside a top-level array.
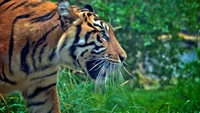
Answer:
[{"left": 86, "top": 60, "right": 106, "bottom": 79}]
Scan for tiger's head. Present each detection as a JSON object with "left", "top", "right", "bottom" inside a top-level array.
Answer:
[{"left": 56, "top": 0, "right": 127, "bottom": 81}]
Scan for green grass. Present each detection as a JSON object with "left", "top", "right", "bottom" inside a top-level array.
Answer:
[{"left": 1, "top": 69, "right": 200, "bottom": 113}]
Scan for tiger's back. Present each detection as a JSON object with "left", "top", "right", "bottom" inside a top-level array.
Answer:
[{"left": 0, "top": 0, "right": 127, "bottom": 112}]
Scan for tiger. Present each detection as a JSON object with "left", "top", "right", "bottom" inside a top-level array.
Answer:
[{"left": 0, "top": 0, "right": 127, "bottom": 112}]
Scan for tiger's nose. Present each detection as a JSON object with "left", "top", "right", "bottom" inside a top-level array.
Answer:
[{"left": 119, "top": 53, "right": 127, "bottom": 62}]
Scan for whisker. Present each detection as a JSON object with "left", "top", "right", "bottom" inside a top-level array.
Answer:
[
  {"left": 122, "top": 65, "right": 132, "bottom": 76},
  {"left": 109, "top": 63, "right": 115, "bottom": 84},
  {"left": 86, "top": 57, "right": 106, "bottom": 62},
  {"left": 96, "top": 61, "right": 106, "bottom": 78},
  {"left": 95, "top": 61, "right": 107, "bottom": 88},
  {"left": 87, "top": 57, "right": 128, "bottom": 90},
  {"left": 123, "top": 61, "right": 130, "bottom": 67},
  {"left": 89, "top": 60, "right": 105, "bottom": 72}
]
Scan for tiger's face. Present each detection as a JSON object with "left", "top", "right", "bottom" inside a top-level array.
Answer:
[{"left": 57, "top": 2, "right": 127, "bottom": 81}]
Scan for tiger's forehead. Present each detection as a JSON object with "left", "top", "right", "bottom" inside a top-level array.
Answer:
[{"left": 71, "top": 5, "right": 110, "bottom": 31}]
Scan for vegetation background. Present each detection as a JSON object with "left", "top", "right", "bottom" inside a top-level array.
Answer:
[{"left": 1, "top": 0, "right": 200, "bottom": 113}]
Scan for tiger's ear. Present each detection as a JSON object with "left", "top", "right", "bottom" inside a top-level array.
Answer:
[
  {"left": 57, "top": 0, "right": 74, "bottom": 17},
  {"left": 84, "top": 4, "right": 94, "bottom": 12}
]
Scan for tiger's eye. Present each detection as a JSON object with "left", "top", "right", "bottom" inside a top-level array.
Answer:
[
  {"left": 100, "top": 31, "right": 105, "bottom": 35},
  {"left": 103, "top": 35, "right": 109, "bottom": 41}
]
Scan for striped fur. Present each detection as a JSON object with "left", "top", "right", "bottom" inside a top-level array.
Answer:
[{"left": 0, "top": 0, "right": 127, "bottom": 112}]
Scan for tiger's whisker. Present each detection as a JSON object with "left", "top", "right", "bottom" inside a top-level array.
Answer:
[
  {"left": 123, "top": 61, "right": 130, "bottom": 67},
  {"left": 122, "top": 65, "right": 132, "bottom": 76},
  {"left": 89, "top": 60, "right": 105, "bottom": 72}
]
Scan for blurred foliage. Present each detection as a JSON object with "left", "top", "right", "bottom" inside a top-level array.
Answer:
[{"left": 180, "top": 38, "right": 200, "bottom": 78}]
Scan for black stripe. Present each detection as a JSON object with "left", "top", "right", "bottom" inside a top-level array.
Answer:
[
  {"left": 77, "top": 41, "right": 105, "bottom": 54},
  {"left": 85, "top": 17, "right": 87, "bottom": 22},
  {"left": 94, "top": 44, "right": 104, "bottom": 51},
  {"left": 32, "top": 25, "right": 59, "bottom": 70},
  {"left": 11, "top": 1, "right": 27, "bottom": 11},
  {"left": 31, "top": 41, "right": 35, "bottom": 46},
  {"left": 48, "top": 48, "right": 56, "bottom": 61},
  {"left": 30, "top": 71, "right": 57, "bottom": 81},
  {"left": 91, "top": 49, "right": 106, "bottom": 54},
  {"left": 59, "top": 16, "right": 65, "bottom": 31},
  {"left": 100, "top": 22, "right": 103, "bottom": 28},
  {"left": 37, "top": 65, "right": 51, "bottom": 72},
  {"left": 69, "top": 24, "right": 81, "bottom": 60},
  {"left": 0, "top": 0, "right": 11, "bottom": 7},
  {"left": 94, "top": 18, "right": 101, "bottom": 21},
  {"left": 0, "top": 65, "right": 16, "bottom": 84},
  {"left": 85, "top": 31, "right": 92, "bottom": 43},
  {"left": 69, "top": 45, "right": 77, "bottom": 61},
  {"left": 25, "top": 2, "right": 42, "bottom": 8},
  {"left": 9, "top": 13, "right": 33, "bottom": 74},
  {"left": 77, "top": 41, "right": 104, "bottom": 51},
  {"left": 20, "top": 39, "right": 30, "bottom": 75},
  {"left": 31, "top": 10, "right": 56, "bottom": 23},
  {"left": 4, "top": 2, "right": 15, "bottom": 11},
  {"left": 83, "top": 13, "right": 86, "bottom": 17},
  {"left": 39, "top": 44, "right": 48, "bottom": 63},
  {"left": 80, "top": 49, "right": 88, "bottom": 57},
  {"left": 93, "top": 23, "right": 103, "bottom": 29},
  {"left": 27, "top": 83, "right": 56, "bottom": 99},
  {"left": 59, "top": 40, "right": 67, "bottom": 52},
  {"left": 47, "top": 106, "right": 54, "bottom": 113},
  {"left": 84, "top": 30, "right": 97, "bottom": 43},
  {"left": 103, "top": 35, "right": 109, "bottom": 41},
  {"left": 87, "top": 22, "right": 96, "bottom": 29},
  {"left": 87, "top": 13, "right": 92, "bottom": 17},
  {"left": 27, "top": 98, "right": 48, "bottom": 107},
  {"left": 96, "top": 34, "right": 102, "bottom": 43}
]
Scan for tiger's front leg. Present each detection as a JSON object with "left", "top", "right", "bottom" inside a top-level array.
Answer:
[{"left": 22, "top": 74, "right": 61, "bottom": 113}]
